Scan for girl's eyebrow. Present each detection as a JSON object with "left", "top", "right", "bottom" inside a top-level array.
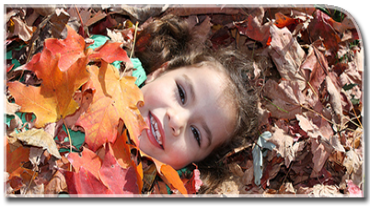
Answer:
[{"left": 182, "top": 74, "right": 212, "bottom": 147}]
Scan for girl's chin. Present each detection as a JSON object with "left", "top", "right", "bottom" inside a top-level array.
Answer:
[{"left": 138, "top": 133, "right": 189, "bottom": 169}]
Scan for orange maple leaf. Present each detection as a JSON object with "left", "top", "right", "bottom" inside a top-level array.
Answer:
[
  {"left": 76, "top": 61, "right": 147, "bottom": 152},
  {"left": 141, "top": 152, "right": 188, "bottom": 195},
  {"left": 89, "top": 41, "right": 131, "bottom": 64},
  {"left": 43, "top": 25, "right": 86, "bottom": 71},
  {"left": 8, "top": 48, "right": 90, "bottom": 128}
]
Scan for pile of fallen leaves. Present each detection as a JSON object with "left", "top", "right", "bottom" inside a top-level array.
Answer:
[{"left": 4, "top": 5, "right": 363, "bottom": 197}]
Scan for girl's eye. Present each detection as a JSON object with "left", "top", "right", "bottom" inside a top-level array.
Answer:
[
  {"left": 191, "top": 126, "right": 201, "bottom": 147},
  {"left": 177, "top": 84, "right": 186, "bottom": 104}
]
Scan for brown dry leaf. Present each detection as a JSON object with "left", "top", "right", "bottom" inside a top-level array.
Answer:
[
  {"left": 332, "top": 16, "right": 356, "bottom": 34},
  {"left": 29, "top": 147, "right": 44, "bottom": 167},
  {"left": 267, "top": 128, "right": 305, "bottom": 167},
  {"left": 325, "top": 75, "right": 344, "bottom": 127},
  {"left": 241, "top": 160, "right": 254, "bottom": 186},
  {"left": 296, "top": 114, "right": 330, "bottom": 178},
  {"left": 278, "top": 182, "right": 296, "bottom": 194},
  {"left": 305, "top": 10, "right": 341, "bottom": 54},
  {"left": 263, "top": 80, "right": 306, "bottom": 119},
  {"left": 116, "top": 5, "right": 167, "bottom": 23},
  {"left": 8, "top": 16, "right": 34, "bottom": 41},
  {"left": 188, "top": 15, "right": 212, "bottom": 44},
  {"left": 339, "top": 61, "right": 363, "bottom": 87},
  {"left": 49, "top": 9, "right": 70, "bottom": 39},
  {"left": 309, "top": 184, "right": 340, "bottom": 197},
  {"left": 246, "top": 15, "right": 271, "bottom": 45},
  {"left": 296, "top": 114, "right": 322, "bottom": 139},
  {"left": 214, "top": 175, "right": 242, "bottom": 195},
  {"left": 300, "top": 42, "right": 328, "bottom": 95},
  {"left": 310, "top": 137, "right": 330, "bottom": 178},
  {"left": 325, "top": 134, "right": 345, "bottom": 153},
  {"left": 342, "top": 149, "right": 362, "bottom": 176},
  {"left": 268, "top": 24, "right": 306, "bottom": 90},
  {"left": 267, "top": 127, "right": 295, "bottom": 167},
  {"left": 44, "top": 170, "right": 68, "bottom": 194},
  {"left": 5, "top": 95, "right": 20, "bottom": 116},
  {"left": 11, "top": 128, "right": 61, "bottom": 159}
]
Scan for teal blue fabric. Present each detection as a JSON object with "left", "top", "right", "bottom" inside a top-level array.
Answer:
[
  {"left": 87, "top": 35, "right": 110, "bottom": 50},
  {"left": 88, "top": 35, "right": 147, "bottom": 87},
  {"left": 5, "top": 112, "right": 84, "bottom": 153},
  {"left": 131, "top": 58, "right": 147, "bottom": 86},
  {"left": 6, "top": 45, "right": 24, "bottom": 70}
]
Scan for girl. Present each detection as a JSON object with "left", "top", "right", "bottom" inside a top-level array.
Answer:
[{"left": 134, "top": 15, "right": 259, "bottom": 193}]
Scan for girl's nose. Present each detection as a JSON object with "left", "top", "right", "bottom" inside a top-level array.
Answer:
[{"left": 166, "top": 108, "right": 186, "bottom": 136}]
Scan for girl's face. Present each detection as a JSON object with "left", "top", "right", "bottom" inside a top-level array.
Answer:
[{"left": 138, "top": 65, "right": 237, "bottom": 169}]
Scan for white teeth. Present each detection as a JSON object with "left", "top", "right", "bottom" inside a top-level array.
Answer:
[
  {"left": 150, "top": 114, "right": 163, "bottom": 146},
  {"left": 155, "top": 131, "right": 162, "bottom": 144}
]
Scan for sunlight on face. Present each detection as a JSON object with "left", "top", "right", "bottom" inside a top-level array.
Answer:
[{"left": 137, "top": 65, "right": 237, "bottom": 169}]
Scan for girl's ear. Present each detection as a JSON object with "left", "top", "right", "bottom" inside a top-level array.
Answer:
[{"left": 145, "top": 61, "right": 169, "bottom": 84}]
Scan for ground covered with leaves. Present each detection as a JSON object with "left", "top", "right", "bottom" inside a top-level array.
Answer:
[{"left": 4, "top": 5, "right": 363, "bottom": 197}]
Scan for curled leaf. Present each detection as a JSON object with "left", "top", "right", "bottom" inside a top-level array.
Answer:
[{"left": 11, "top": 128, "right": 61, "bottom": 159}]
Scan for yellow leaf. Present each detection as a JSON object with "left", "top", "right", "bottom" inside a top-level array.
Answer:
[{"left": 11, "top": 128, "right": 61, "bottom": 159}]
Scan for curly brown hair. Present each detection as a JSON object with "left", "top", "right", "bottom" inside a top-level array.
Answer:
[
  {"left": 135, "top": 15, "right": 259, "bottom": 194},
  {"left": 134, "top": 14, "right": 193, "bottom": 74}
]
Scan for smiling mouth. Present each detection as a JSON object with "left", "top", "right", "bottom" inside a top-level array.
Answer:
[{"left": 149, "top": 112, "right": 164, "bottom": 149}]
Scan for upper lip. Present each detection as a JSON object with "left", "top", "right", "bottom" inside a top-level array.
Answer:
[{"left": 148, "top": 111, "right": 166, "bottom": 149}]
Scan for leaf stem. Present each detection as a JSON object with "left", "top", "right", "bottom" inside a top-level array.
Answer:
[
  {"left": 352, "top": 107, "right": 363, "bottom": 129},
  {"left": 122, "top": 21, "right": 139, "bottom": 78},
  {"left": 22, "top": 170, "right": 37, "bottom": 195},
  {"left": 301, "top": 105, "right": 357, "bottom": 132},
  {"left": 307, "top": 81, "right": 318, "bottom": 98},
  {"left": 75, "top": 5, "right": 85, "bottom": 37},
  {"left": 130, "top": 21, "right": 139, "bottom": 59},
  {"left": 62, "top": 118, "right": 73, "bottom": 171},
  {"left": 263, "top": 96, "right": 289, "bottom": 113}
]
